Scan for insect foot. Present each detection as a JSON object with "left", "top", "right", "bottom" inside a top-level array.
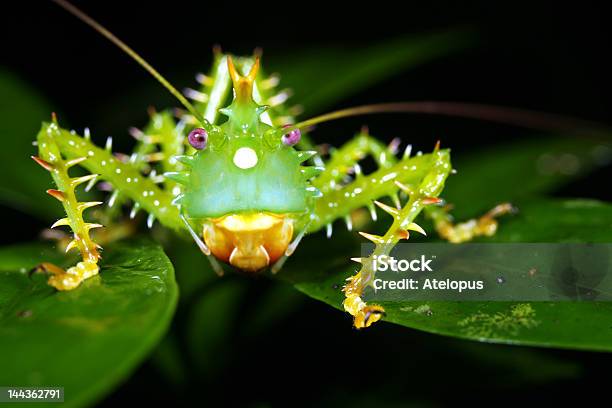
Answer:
[
  {"left": 427, "top": 202, "right": 516, "bottom": 243},
  {"left": 32, "top": 115, "right": 103, "bottom": 291},
  {"left": 33, "top": 260, "right": 99, "bottom": 291},
  {"left": 343, "top": 271, "right": 385, "bottom": 329}
]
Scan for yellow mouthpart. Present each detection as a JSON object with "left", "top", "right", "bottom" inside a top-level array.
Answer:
[{"left": 203, "top": 212, "right": 294, "bottom": 272}]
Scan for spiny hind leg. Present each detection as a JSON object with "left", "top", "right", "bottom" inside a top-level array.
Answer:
[{"left": 424, "top": 202, "right": 515, "bottom": 243}]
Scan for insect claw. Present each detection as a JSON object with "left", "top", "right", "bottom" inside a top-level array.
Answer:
[
  {"left": 84, "top": 127, "right": 91, "bottom": 140},
  {"left": 51, "top": 218, "right": 70, "bottom": 229},
  {"left": 46, "top": 189, "right": 65, "bottom": 202},
  {"left": 405, "top": 222, "right": 427, "bottom": 236},
  {"left": 51, "top": 112, "right": 58, "bottom": 123},
  {"left": 434, "top": 140, "right": 441, "bottom": 152},
  {"left": 358, "top": 231, "right": 385, "bottom": 244},
  {"left": 326, "top": 223, "right": 333, "bottom": 238},
  {"left": 350, "top": 257, "right": 364, "bottom": 264},
  {"left": 374, "top": 200, "right": 399, "bottom": 218},
  {"left": 31, "top": 156, "right": 54, "bottom": 171}
]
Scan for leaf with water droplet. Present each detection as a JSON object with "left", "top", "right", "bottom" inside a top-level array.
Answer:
[{"left": 0, "top": 238, "right": 177, "bottom": 407}]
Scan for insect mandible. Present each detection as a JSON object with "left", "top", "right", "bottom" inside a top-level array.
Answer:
[{"left": 32, "top": 0, "right": 518, "bottom": 329}]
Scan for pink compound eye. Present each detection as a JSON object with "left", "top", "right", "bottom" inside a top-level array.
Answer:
[
  {"left": 188, "top": 128, "right": 208, "bottom": 150},
  {"left": 281, "top": 125, "right": 301, "bottom": 146}
]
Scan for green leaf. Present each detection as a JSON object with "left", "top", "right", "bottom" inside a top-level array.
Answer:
[
  {"left": 186, "top": 278, "right": 246, "bottom": 378},
  {"left": 267, "top": 31, "right": 473, "bottom": 114},
  {"left": 0, "top": 68, "right": 62, "bottom": 219},
  {"left": 281, "top": 199, "right": 612, "bottom": 351},
  {"left": 0, "top": 238, "right": 178, "bottom": 408}
]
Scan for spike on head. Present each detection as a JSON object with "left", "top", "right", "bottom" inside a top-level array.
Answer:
[{"left": 227, "top": 56, "right": 260, "bottom": 103}]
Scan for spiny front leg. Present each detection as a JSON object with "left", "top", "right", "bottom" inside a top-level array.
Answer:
[
  {"left": 343, "top": 148, "right": 451, "bottom": 328},
  {"left": 309, "top": 131, "right": 451, "bottom": 327},
  {"left": 32, "top": 118, "right": 102, "bottom": 290}
]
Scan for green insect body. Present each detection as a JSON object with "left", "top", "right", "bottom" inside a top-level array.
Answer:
[
  {"left": 33, "top": 1, "right": 513, "bottom": 328},
  {"left": 171, "top": 60, "right": 315, "bottom": 219}
]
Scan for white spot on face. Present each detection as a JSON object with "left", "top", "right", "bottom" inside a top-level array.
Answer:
[{"left": 233, "top": 147, "right": 258, "bottom": 169}]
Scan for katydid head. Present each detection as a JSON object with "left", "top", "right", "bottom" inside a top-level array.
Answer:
[
  {"left": 166, "top": 56, "right": 322, "bottom": 271},
  {"left": 172, "top": 57, "right": 319, "bottom": 220}
]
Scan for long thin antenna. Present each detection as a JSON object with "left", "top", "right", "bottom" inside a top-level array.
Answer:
[
  {"left": 52, "top": 0, "right": 207, "bottom": 125},
  {"left": 291, "top": 101, "right": 609, "bottom": 136}
]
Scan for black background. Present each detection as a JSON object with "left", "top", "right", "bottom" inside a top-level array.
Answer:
[{"left": 2, "top": 0, "right": 612, "bottom": 406}]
